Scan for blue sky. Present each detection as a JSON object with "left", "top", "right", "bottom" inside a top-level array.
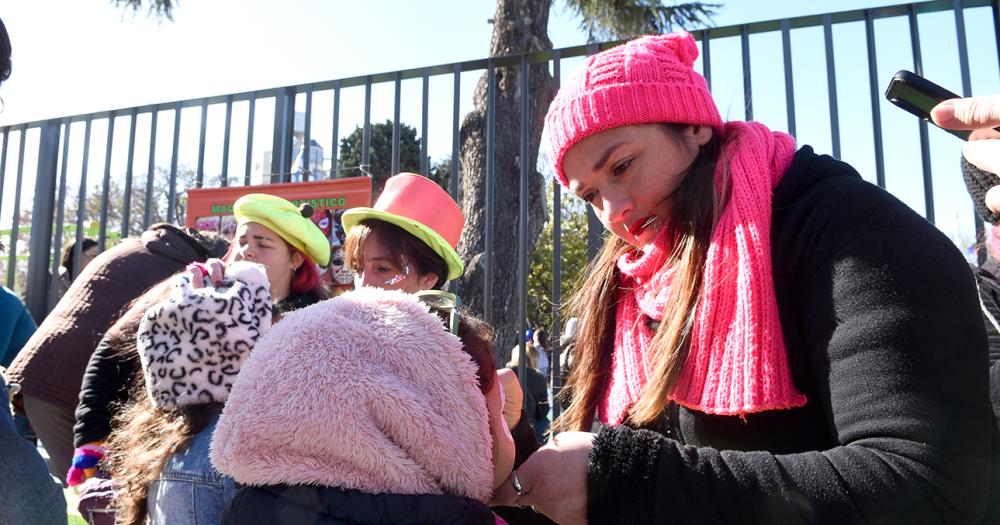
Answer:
[{"left": 0, "top": 0, "right": 998, "bottom": 256}]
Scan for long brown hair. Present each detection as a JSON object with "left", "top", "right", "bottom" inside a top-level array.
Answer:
[
  {"left": 104, "top": 382, "right": 221, "bottom": 525},
  {"left": 553, "top": 124, "right": 725, "bottom": 431},
  {"left": 100, "top": 277, "right": 213, "bottom": 525}
]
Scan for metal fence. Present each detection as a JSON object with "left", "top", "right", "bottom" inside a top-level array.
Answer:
[{"left": 1, "top": 0, "right": 998, "bottom": 412}]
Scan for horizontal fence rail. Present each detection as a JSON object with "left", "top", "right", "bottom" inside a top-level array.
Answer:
[{"left": 0, "top": 0, "right": 997, "bottom": 402}]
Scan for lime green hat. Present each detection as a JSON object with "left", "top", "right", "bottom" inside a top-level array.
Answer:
[
  {"left": 233, "top": 193, "right": 331, "bottom": 267},
  {"left": 341, "top": 173, "right": 464, "bottom": 280}
]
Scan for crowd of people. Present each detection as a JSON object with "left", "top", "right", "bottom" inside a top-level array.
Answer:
[{"left": 1, "top": 17, "right": 1000, "bottom": 525}]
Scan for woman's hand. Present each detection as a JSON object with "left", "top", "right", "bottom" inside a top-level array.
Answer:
[
  {"left": 186, "top": 258, "right": 226, "bottom": 288},
  {"left": 491, "top": 431, "right": 594, "bottom": 525},
  {"left": 932, "top": 94, "right": 1000, "bottom": 212}
]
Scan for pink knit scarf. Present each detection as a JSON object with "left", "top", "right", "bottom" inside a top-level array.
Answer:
[{"left": 598, "top": 121, "right": 808, "bottom": 425}]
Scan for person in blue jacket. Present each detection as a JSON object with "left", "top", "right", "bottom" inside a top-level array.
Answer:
[{"left": 0, "top": 18, "right": 68, "bottom": 525}]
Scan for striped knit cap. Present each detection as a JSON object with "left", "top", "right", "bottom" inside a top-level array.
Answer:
[{"left": 544, "top": 31, "right": 721, "bottom": 187}]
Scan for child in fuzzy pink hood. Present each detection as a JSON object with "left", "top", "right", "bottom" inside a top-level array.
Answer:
[{"left": 211, "top": 286, "right": 515, "bottom": 524}]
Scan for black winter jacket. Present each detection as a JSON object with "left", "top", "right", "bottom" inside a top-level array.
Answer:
[
  {"left": 5, "top": 223, "right": 211, "bottom": 411},
  {"left": 587, "top": 147, "right": 997, "bottom": 524},
  {"left": 222, "top": 484, "right": 496, "bottom": 525},
  {"left": 507, "top": 366, "right": 549, "bottom": 423}
]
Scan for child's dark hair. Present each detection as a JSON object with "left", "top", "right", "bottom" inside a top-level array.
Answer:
[
  {"left": 0, "top": 17, "right": 10, "bottom": 84},
  {"left": 456, "top": 311, "right": 497, "bottom": 395},
  {"left": 62, "top": 237, "right": 98, "bottom": 275}
]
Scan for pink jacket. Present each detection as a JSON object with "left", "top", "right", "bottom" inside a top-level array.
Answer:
[{"left": 210, "top": 287, "right": 495, "bottom": 503}]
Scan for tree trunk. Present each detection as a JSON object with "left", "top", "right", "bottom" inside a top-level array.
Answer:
[{"left": 456, "top": 0, "right": 553, "bottom": 363}]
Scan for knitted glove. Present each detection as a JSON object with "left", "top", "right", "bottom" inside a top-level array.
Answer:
[
  {"left": 962, "top": 156, "right": 1000, "bottom": 224},
  {"left": 66, "top": 442, "right": 105, "bottom": 487}
]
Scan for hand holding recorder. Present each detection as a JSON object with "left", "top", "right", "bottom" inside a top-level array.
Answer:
[
  {"left": 884, "top": 70, "right": 1000, "bottom": 214},
  {"left": 932, "top": 95, "right": 1000, "bottom": 214}
]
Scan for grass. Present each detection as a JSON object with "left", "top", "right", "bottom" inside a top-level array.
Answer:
[{"left": 64, "top": 486, "right": 87, "bottom": 525}]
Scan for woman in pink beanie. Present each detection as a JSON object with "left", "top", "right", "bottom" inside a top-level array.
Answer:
[{"left": 492, "top": 32, "right": 995, "bottom": 525}]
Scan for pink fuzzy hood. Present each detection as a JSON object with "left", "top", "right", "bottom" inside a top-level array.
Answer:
[{"left": 210, "top": 287, "right": 494, "bottom": 502}]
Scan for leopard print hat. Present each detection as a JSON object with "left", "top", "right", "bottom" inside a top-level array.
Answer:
[{"left": 137, "top": 261, "right": 273, "bottom": 410}]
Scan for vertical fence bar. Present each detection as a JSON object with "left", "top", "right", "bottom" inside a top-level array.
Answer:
[
  {"left": 167, "top": 102, "right": 181, "bottom": 224},
  {"left": 26, "top": 121, "right": 60, "bottom": 319},
  {"left": 701, "top": 29, "right": 712, "bottom": 91},
  {"left": 271, "top": 88, "right": 294, "bottom": 183},
  {"left": 303, "top": 87, "right": 313, "bottom": 182},
  {"left": 363, "top": 77, "right": 372, "bottom": 172},
  {"left": 6, "top": 126, "right": 27, "bottom": 289},
  {"left": 244, "top": 94, "right": 256, "bottom": 186},
  {"left": 0, "top": 128, "right": 9, "bottom": 220},
  {"left": 586, "top": 197, "right": 603, "bottom": 262},
  {"left": 551, "top": 50, "right": 563, "bottom": 418},
  {"left": 484, "top": 61, "right": 495, "bottom": 325},
  {"left": 781, "top": 19, "right": 797, "bottom": 137},
  {"left": 98, "top": 112, "right": 115, "bottom": 250},
  {"left": 221, "top": 96, "right": 232, "bottom": 187},
  {"left": 284, "top": 91, "right": 296, "bottom": 183},
  {"left": 196, "top": 101, "right": 207, "bottom": 188},
  {"left": 993, "top": 0, "right": 1000, "bottom": 67},
  {"left": 331, "top": 81, "right": 341, "bottom": 179},
  {"left": 953, "top": 0, "right": 982, "bottom": 263},
  {"left": 122, "top": 109, "right": 137, "bottom": 236},
  {"left": 392, "top": 71, "right": 402, "bottom": 175},
  {"left": 585, "top": 43, "right": 602, "bottom": 260},
  {"left": 450, "top": 64, "right": 461, "bottom": 199},
  {"left": 741, "top": 24, "right": 753, "bottom": 121},
  {"left": 865, "top": 10, "right": 886, "bottom": 189},
  {"left": 49, "top": 122, "right": 71, "bottom": 310},
  {"left": 447, "top": 65, "right": 461, "bottom": 295},
  {"left": 421, "top": 69, "right": 430, "bottom": 177},
  {"left": 955, "top": 0, "right": 973, "bottom": 97},
  {"left": 518, "top": 54, "right": 530, "bottom": 406},
  {"left": 144, "top": 109, "right": 158, "bottom": 228},
  {"left": 909, "top": 4, "right": 934, "bottom": 224},
  {"left": 73, "top": 119, "right": 92, "bottom": 281},
  {"left": 823, "top": 14, "right": 841, "bottom": 159}
]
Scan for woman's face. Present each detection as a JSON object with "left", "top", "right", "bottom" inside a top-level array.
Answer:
[
  {"left": 354, "top": 236, "right": 438, "bottom": 293},
  {"left": 562, "top": 124, "right": 712, "bottom": 248},
  {"left": 81, "top": 245, "right": 100, "bottom": 270},
  {"left": 228, "top": 222, "right": 303, "bottom": 301}
]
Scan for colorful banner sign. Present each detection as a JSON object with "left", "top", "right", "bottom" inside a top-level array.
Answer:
[{"left": 185, "top": 177, "right": 372, "bottom": 290}]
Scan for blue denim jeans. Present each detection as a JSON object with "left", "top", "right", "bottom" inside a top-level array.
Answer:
[
  {"left": 147, "top": 413, "right": 237, "bottom": 525},
  {"left": 0, "top": 375, "right": 67, "bottom": 525}
]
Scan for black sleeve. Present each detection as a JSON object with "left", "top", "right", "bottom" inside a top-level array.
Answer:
[
  {"left": 975, "top": 265, "right": 1000, "bottom": 423},
  {"left": 511, "top": 408, "right": 540, "bottom": 467},
  {"left": 587, "top": 229, "right": 993, "bottom": 525},
  {"left": 73, "top": 337, "right": 138, "bottom": 447}
]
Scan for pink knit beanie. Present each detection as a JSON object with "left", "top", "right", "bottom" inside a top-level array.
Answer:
[{"left": 544, "top": 31, "right": 722, "bottom": 188}]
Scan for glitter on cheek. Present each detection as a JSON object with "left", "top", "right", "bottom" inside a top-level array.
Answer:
[{"left": 382, "top": 256, "right": 412, "bottom": 286}]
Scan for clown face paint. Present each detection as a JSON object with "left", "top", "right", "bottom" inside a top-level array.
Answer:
[{"left": 328, "top": 246, "right": 355, "bottom": 286}]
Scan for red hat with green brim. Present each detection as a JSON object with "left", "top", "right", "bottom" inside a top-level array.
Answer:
[{"left": 342, "top": 173, "right": 464, "bottom": 280}]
